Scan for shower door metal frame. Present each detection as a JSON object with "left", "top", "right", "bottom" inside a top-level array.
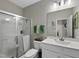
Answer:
[{"left": 0, "top": 10, "right": 32, "bottom": 58}]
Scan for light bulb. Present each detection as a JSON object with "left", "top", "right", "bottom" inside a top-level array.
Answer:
[
  {"left": 53, "top": 2, "right": 57, "bottom": 8},
  {"left": 61, "top": 0, "right": 64, "bottom": 6},
  {"left": 67, "top": 0, "right": 71, "bottom": 5}
]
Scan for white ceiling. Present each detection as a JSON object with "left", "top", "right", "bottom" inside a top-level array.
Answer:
[{"left": 8, "top": 0, "right": 41, "bottom": 8}]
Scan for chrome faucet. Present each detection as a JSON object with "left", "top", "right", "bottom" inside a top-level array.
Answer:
[{"left": 59, "top": 37, "right": 64, "bottom": 41}]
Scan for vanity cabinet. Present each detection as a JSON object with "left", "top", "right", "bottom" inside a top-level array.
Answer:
[
  {"left": 42, "top": 49, "right": 61, "bottom": 58},
  {"left": 42, "top": 49, "right": 71, "bottom": 58},
  {"left": 41, "top": 43, "right": 79, "bottom": 58}
]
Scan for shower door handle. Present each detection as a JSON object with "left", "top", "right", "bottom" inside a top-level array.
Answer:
[
  {"left": 15, "top": 36, "right": 18, "bottom": 44},
  {"left": 15, "top": 36, "right": 19, "bottom": 58}
]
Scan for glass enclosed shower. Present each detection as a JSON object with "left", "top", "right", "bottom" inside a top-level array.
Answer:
[{"left": 0, "top": 11, "right": 31, "bottom": 58}]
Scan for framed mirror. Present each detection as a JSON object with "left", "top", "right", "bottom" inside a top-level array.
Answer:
[{"left": 46, "top": 0, "right": 79, "bottom": 40}]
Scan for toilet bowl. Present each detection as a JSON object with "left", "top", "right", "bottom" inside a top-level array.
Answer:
[
  {"left": 20, "top": 49, "right": 38, "bottom": 58},
  {"left": 20, "top": 40, "right": 40, "bottom": 58},
  {"left": 20, "top": 41, "right": 40, "bottom": 58}
]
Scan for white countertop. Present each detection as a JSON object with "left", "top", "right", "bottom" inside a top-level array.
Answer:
[{"left": 42, "top": 36, "right": 79, "bottom": 50}]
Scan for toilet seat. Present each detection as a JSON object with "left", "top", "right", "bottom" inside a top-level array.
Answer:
[{"left": 21, "top": 49, "right": 38, "bottom": 58}]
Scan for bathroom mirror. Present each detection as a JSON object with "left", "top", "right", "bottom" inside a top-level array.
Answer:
[
  {"left": 47, "top": 1, "right": 79, "bottom": 39},
  {"left": 56, "top": 19, "right": 72, "bottom": 38}
]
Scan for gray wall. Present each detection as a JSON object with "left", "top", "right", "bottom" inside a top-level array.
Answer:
[
  {"left": 0, "top": 0, "right": 23, "bottom": 16},
  {"left": 23, "top": 0, "right": 56, "bottom": 38}
]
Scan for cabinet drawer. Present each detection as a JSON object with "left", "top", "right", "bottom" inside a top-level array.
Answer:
[
  {"left": 62, "top": 55, "right": 72, "bottom": 58},
  {"left": 42, "top": 49, "right": 61, "bottom": 58},
  {"left": 63, "top": 48, "right": 79, "bottom": 58},
  {"left": 41, "top": 43, "right": 64, "bottom": 53},
  {"left": 42, "top": 49, "right": 72, "bottom": 58},
  {"left": 41, "top": 43, "right": 79, "bottom": 58}
]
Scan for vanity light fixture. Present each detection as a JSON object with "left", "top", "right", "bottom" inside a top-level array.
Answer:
[
  {"left": 67, "top": 0, "right": 71, "bottom": 5},
  {"left": 52, "top": 0, "right": 71, "bottom": 9},
  {"left": 61, "top": 0, "right": 64, "bottom": 6},
  {"left": 53, "top": 2, "right": 57, "bottom": 8},
  {"left": 57, "top": 0, "right": 71, "bottom": 6},
  {"left": 53, "top": 0, "right": 64, "bottom": 7}
]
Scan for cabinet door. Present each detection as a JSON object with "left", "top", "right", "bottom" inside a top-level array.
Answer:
[
  {"left": 63, "top": 47, "right": 79, "bottom": 58},
  {"left": 41, "top": 43, "right": 64, "bottom": 53},
  {"left": 62, "top": 55, "right": 72, "bottom": 58},
  {"left": 42, "top": 49, "right": 61, "bottom": 58}
]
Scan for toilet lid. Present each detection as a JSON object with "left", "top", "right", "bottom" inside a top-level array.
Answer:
[{"left": 24, "top": 49, "right": 38, "bottom": 58}]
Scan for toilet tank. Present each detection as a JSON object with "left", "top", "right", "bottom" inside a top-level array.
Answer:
[{"left": 34, "top": 41, "right": 41, "bottom": 50}]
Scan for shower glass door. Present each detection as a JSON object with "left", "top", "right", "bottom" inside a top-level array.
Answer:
[
  {"left": 0, "top": 13, "right": 17, "bottom": 58},
  {"left": 16, "top": 18, "right": 31, "bottom": 57},
  {"left": 0, "top": 12, "right": 31, "bottom": 58}
]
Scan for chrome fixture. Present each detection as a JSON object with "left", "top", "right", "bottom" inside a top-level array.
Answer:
[
  {"left": 59, "top": 37, "right": 64, "bottom": 41},
  {"left": 53, "top": 0, "right": 71, "bottom": 6}
]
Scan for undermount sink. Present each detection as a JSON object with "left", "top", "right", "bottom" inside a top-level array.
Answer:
[{"left": 54, "top": 39, "right": 70, "bottom": 45}]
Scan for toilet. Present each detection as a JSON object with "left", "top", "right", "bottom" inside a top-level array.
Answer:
[
  {"left": 20, "top": 35, "right": 39, "bottom": 58},
  {"left": 20, "top": 49, "right": 38, "bottom": 58}
]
